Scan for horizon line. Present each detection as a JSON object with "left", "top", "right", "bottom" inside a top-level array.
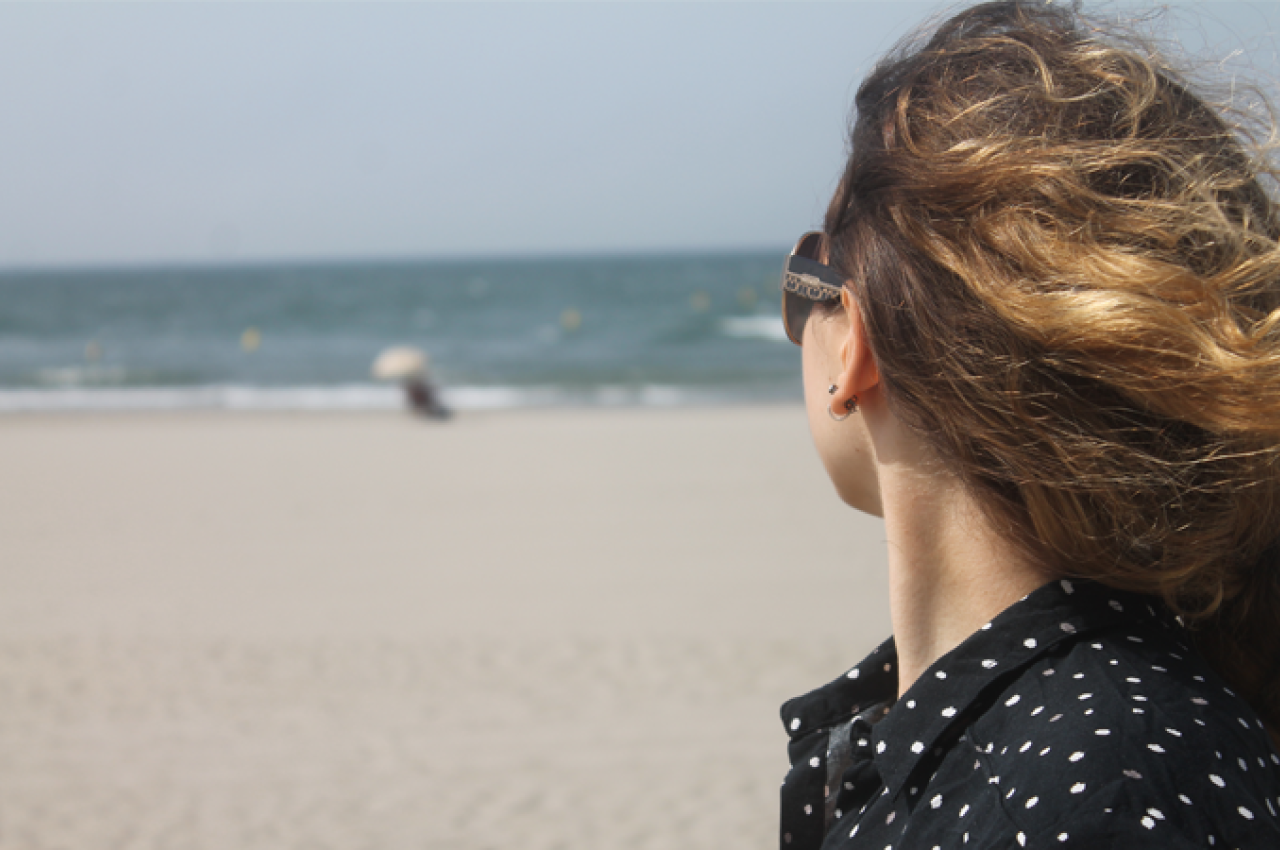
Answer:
[{"left": 0, "top": 243, "right": 792, "bottom": 276}]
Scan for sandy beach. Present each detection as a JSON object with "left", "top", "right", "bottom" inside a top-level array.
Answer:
[{"left": 0, "top": 406, "right": 889, "bottom": 850}]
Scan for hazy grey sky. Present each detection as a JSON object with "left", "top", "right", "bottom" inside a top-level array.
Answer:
[{"left": 0, "top": 1, "right": 1276, "bottom": 268}]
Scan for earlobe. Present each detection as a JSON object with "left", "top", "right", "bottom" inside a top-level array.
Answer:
[{"left": 827, "top": 383, "right": 858, "bottom": 420}]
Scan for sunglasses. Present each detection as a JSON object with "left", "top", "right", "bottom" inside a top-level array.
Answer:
[{"left": 781, "top": 231, "right": 847, "bottom": 345}]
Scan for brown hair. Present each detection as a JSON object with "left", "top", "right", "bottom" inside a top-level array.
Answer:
[{"left": 825, "top": 0, "right": 1280, "bottom": 741}]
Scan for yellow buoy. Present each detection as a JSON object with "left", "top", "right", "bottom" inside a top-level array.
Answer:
[
  {"left": 84, "top": 340, "right": 102, "bottom": 362},
  {"left": 560, "top": 307, "right": 582, "bottom": 333},
  {"left": 240, "top": 327, "right": 262, "bottom": 352},
  {"left": 737, "top": 287, "right": 758, "bottom": 309},
  {"left": 690, "top": 291, "right": 711, "bottom": 312}
]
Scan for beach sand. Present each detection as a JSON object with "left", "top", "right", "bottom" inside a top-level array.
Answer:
[{"left": 0, "top": 407, "right": 889, "bottom": 850}]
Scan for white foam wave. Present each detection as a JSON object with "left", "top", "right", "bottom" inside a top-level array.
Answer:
[
  {"left": 718, "top": 315, "right": 788, "bottom": 342},
  {"left": 0, "top": 385, "right": 401, "bottom": 413},
  {"left": 0, "top": 383, "right": 755, "bottom": 413}
]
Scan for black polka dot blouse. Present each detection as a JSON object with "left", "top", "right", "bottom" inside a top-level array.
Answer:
[{"left": 779, "top": 579, "right": 1280, "bottom": 848}]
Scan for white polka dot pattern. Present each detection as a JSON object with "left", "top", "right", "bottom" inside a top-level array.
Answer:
[{"left": 778, "top": 580, "right": 1280, "bottom": 849}]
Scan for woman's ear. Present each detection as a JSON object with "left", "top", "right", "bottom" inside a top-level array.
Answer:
[{"left": 831, "top": 289, "right": 880, "bottom": 410}]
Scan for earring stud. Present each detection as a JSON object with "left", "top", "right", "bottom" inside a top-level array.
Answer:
[{"left": 827, "top": 394, "right": 859, "bottom": 422}]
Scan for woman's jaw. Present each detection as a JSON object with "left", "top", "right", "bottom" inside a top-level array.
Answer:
[{"left": 801, "top": 296, "right": 884, "bottom": 517}]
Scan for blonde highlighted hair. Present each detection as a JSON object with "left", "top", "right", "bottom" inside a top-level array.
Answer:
[{"left": 826, "top": 1, "right": 1280, "bottom": 738}]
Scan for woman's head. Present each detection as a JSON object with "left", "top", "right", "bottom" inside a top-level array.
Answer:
[{"left": 816, "top": 0, "right": 1280, "bottom": 735}]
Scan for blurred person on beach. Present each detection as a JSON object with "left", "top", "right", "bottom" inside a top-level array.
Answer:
[
  {"left": 372, "top": 345, "right": 451, "bottom": 419},
  {"left": 403, "top": 375, "right": 450, "bottom": 419},
  {"left": 777, "top": 2, "right": 1280, "bottom": 847}
]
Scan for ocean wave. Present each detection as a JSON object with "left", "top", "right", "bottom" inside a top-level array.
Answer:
[
  {"left": 0, "top": 385, "right": 400, "bottom": 412},
  {"left": 0, "top": 383, "right": 793, "bottom": 413},
  {"left": 718, "top": 315, "right": 788, "bottom": 342}
]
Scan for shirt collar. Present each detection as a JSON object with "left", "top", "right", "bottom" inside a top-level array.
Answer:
[
  {"left": 780, "top": 636, "right": 899, "bottom": 740},
  {"left": 781, "top": 578, "right": 1185, "bottom": 799}
]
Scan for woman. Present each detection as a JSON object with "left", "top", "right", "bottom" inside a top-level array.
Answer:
[{"left": 778, "top": 2, "right": 1280, "bottom": 847}]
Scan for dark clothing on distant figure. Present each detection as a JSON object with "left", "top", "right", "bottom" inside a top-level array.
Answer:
[
  {"left": 404, "top": 377, "right": 449, "bottom": 419},
  {"left": 779, "top": 579, "right": 1280, "bottom": 848}
]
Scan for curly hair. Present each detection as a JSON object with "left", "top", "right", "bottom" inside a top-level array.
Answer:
[{"left": 824, "top": 0, "right": 1280, "bottom": 741}]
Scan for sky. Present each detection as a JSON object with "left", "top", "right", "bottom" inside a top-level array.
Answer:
[{"left": 0, "top": 1, "right": 1277, "bottom": 268}]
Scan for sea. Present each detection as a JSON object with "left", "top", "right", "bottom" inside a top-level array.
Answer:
[{"left": 0, "top": 252, "right": 801, "bottom": 412}]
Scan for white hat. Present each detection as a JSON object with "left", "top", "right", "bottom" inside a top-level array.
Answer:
[{"left": 371, "top": 346, "right": 429, "bottom": 381}]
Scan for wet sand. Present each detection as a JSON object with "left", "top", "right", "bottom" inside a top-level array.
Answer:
[{"left": 0, "top": 407, "right": 889, "bottom": 849}]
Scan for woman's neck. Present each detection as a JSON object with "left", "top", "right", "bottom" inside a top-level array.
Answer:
[{"left": 878, "top": 468, "right": 1053, "bottom": 699}]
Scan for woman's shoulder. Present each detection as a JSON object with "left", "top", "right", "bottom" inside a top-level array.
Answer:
[{"left": 963, "top": 615, "right": 1280, "bottom": 846}]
